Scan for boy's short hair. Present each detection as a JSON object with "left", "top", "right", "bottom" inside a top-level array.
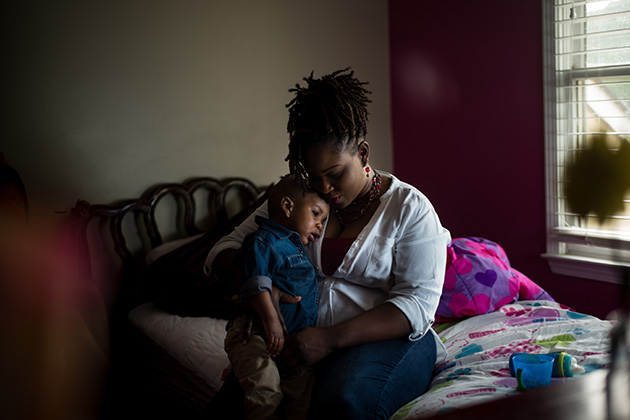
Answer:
[{"left": 267, "top": 174, "right": 311, "bottom": 218}]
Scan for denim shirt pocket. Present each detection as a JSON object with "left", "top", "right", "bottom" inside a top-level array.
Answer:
[
  {"left": 363, "top": 236, "right": 396, "bottom": 282},
  {"left": 286, "top": 253, "right": 313, "bottom": 280}
]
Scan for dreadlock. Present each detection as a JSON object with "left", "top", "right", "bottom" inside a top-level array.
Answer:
[{"left": 285, "top": 68, "right": 371, "bottom": 188}]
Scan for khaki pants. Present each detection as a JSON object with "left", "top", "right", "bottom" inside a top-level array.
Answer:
[{"left": 224, "top": 315, "right": 313, "bottom": 420}]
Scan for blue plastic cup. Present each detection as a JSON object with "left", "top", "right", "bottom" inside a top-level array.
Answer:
[{"left": 512, "top": 354, "right": 554, "bottom": 390}]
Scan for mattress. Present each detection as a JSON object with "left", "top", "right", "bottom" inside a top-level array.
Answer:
[{"left": 128, "top": 302, "right": 230, "bottom": 410}]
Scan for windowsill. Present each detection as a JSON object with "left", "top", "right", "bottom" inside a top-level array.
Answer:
[{"left": 542, "top": 253, "right": 629, "bottom": 285}]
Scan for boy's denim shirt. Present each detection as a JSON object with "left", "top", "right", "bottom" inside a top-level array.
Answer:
[{"left": 236, "top": 215, "right": 319, "bottom": 334}]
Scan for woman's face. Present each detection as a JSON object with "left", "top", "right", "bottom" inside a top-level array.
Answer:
[{"left": 302, "top": 141, "right": 371, "bottom": 210}]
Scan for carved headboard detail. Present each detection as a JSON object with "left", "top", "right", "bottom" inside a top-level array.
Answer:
[{"left": 71, "top": 176, "right": 264, "bottom": 327}]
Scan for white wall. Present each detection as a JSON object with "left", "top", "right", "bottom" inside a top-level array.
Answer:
[{"left": 6, "top": 0, "right": 391, "bottom": 215}]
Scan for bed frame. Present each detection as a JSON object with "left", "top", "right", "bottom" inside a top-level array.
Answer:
[
  {"left": 77, "top": 177, "right": 261, "bottom": 269},
  {"left": 70, "top": 176, "right": 264, "bottom": 416},
  {"left": 68, "top": 175, "right": 622, "bottom": 420}
]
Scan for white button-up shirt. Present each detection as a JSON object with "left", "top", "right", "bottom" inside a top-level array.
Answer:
[{"left": 205, "top": 173, "right": 450, "bottom": 361}]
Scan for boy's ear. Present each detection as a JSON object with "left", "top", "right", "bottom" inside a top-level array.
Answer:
[{"left": 281, "top": 196, "right": 294, "bottom": 218}]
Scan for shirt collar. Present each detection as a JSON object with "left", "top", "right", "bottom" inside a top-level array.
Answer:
[{"left": 255, "top": 215, "right": 303, "bottom": 244}]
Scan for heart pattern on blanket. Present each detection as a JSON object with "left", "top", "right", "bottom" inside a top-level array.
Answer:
[
  {"left": 475, "top": 270, "right": 497, "bottom": 287},
  {"left": 450, "top": 244, "right": 476, "bottom": 256},
  {"left": 444, "top": 249, "right": 473, "bottom": 292},
  {"left": 449, "top": 292, "right": 491, "bottom": 318}
]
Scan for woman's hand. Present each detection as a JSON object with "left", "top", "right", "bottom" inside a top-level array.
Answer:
[
  {"left": 277, "top": 327, "right": 336, "bottom": 376},
  {"left": 277, "top": 303, "right": 412, "bottom": 375},
  {"left": 293, "top": 327, "right": 336, "bottom": 365},
  {"left": 269, "top": 286, "right": 301, "bottom": 335}
]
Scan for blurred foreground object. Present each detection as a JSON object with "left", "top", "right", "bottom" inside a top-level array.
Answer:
[
  {"left": 563, "top": 133, "right": 630, "bottom": 420},
  {"left": 564, "top": 134, "right": 630, "bottom": 224}
]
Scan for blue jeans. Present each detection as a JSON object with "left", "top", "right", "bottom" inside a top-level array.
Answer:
[
  {"left": 204, "top": 332, "right": 436, "bottom": 420},
  {"left": 309, "top": 333, "right": 437, "bottom": 420}
]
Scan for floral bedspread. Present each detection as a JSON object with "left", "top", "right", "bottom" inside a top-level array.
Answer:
[{"left": 390, "top": 300, "right": 615, "bottom": 419}]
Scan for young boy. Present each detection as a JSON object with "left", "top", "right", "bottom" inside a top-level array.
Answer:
[{"left": 224, "top": 174, "right": 329, "bottom": 420}]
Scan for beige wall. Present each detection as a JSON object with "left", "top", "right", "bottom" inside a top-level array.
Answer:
[{"left": 6, "top": 0, "right": 391, "bottom": 215}]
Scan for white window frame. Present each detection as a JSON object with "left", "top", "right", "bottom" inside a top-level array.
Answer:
[{"left": 542, "top": 0, "right": 630, "bottom": 285}]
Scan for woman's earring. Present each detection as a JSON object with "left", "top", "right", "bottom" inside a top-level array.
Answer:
[{"left": 365, "top": 166, "right": 370, "bottom": 177}]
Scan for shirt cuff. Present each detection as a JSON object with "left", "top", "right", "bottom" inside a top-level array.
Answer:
[
  {"left": 240, "top": 275, "right": 273, "bottom": 299},
  {"left": 386, "top": 296, "right": 435, "bottom": 341}
]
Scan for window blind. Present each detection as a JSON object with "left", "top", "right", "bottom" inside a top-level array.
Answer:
[{"left": 552, "top": 0, "right": 630, "bottom": 247}]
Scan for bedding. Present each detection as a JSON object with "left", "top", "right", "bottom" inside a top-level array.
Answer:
[
  {"left": 128, "top": 302, "right": 229, "bottom": 409},
  {"left": 127, "top": 297, "right": 615, "bottom": 418},
  {"left": 392, "top": 300, "right": 614, "bottom": 419},
  {"left": 72, "top": 175, "right": 618, "bottom": 419}
]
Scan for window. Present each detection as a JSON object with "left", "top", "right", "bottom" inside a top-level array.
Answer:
[{"left": 543, "top": 0, "right": 630, "bottom": 284}]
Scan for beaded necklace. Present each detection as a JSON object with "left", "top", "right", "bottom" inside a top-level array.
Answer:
[{"left": 332, "top": 171, "right": 382, "bottom": 226}]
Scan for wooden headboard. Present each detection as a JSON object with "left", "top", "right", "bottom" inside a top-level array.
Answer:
[{"left": 72, "top": 176, "right": 264, "bottom": 332}]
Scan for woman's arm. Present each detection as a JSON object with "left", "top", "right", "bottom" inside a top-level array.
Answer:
[
  {"left": 378, "top": 187, "right": 450, "bottom": 340},
  {"left": 327, "top": 302, "right": 411, "bottom": 347},
  {"left": 284, "top": 302, "right": 411, "bottom": 367},
  {"left": 210, "top": 248, "right": 242, "bottom": 289},
  {"left": 203, "top": 201, "right": 269, "bottom": 278}
]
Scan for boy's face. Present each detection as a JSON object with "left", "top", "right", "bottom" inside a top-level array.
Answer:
[{"left": 285, "top": 192, "right": 329, "bottom": 245}]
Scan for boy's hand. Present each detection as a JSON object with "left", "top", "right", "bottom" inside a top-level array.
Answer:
[
  {"left": 241, "top": 286, "right": 301, "bottom": 346},
  {"left": 248, "top": 290, "right": 289, "bottom": 357},
  {"left": 260, "top": 315, "right": 284, "bottom": 357}
]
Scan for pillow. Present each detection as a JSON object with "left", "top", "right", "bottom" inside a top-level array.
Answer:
[
  {"left": 137, "top": 183, "right": 273, "bottom": 319},
  {"left": 435, "top": 237, "right": 554, "bottom": 323},
  {"left": 128, "top": 302, "right": 230, "bottom": 406}
]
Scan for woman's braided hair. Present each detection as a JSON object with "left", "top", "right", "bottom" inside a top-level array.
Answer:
[{"left": 285, "top": 68, "right": 371, "bottom": 188}]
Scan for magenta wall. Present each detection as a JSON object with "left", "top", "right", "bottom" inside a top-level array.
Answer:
[{"left": 388, "top": 0, "right": 621, "bottom": 319}]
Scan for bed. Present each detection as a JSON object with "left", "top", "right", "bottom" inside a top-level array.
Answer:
[{"left": 72, "top": 175, "right": 624, "bottom": 419}]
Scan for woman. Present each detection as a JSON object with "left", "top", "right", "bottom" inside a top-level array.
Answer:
[{"left": 204, "top": 68, "right": 450, "bottom": 419}]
